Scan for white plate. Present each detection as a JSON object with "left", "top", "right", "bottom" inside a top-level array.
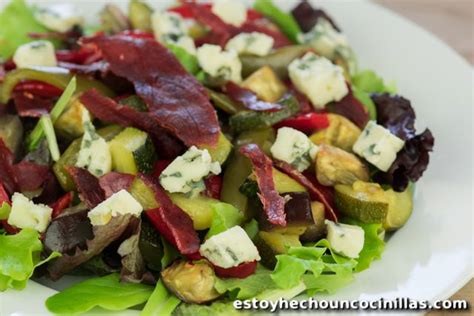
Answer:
[{"left": 0, "top": 1, "right": 472, "bottom": 315}]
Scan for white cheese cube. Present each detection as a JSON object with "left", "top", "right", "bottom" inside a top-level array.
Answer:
[
  {"left": 325, "top": 220, "right": 364, "bottom": 259},
  {"left": 270, "top": 127, "right": 319, "bottom": 172},
  {"left": 76, "top": 110, "right": 112, "bottom": 177},
  {"left": 13, "top": 41, "right": 57, "bottom": 69},
  {"left": 353, "top": 121, "right": 405, "bottom": 172},
  {"left": 200, "top": 226, "right": 260, "bottom": 268},
  {"left": 211, "top": 0, "right": 247, "bottom": 27},
  {"left": 34, "top": 4, "right": 84, "bottom": 33},
  {"left": 225, "top": 32, "right": 274, "bottom": 56},
  {"left": 151, "top": 11, "right": 196, "bottom": 55},
  {"left": 304, "top": 18, "right": 356, "bottom": 74},
  {"left": 152, "top": 11, "right": 187, "bottom": 40},
  {"left": 197, "top": 44, "right": 242, "bottom": 83},
  {"left": 288, "top": 53, "right": 348, "bottom": 109},
  {"left": 159, "top": 146, "right": 221, "bottom": 197},
  {"left": 88, "top": 190, "right": 143, "bottom": 226},
  {"left": 7, "top": 193, "right": 52, "bottom": 233}
]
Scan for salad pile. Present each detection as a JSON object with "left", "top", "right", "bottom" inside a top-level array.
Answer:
[{"left": 0, "top": 0, "right": 434, "bottom": 315}]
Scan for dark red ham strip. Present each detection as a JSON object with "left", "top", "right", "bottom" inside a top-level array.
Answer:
[
  {"left": 0, "top": 139, "right": 50, "bottom": 194},
  {"left": 99, "top": 172, "right": 135, "bottom": 198},
  {"left": 81, "top": 35, "right": 220, "bottom": 147},
  {"left": 67, "top": 167, "right": 105, "bottom": 209},
  {"left": 224, "top": 82, "right": 282, "bottom": 112},
  {"left": 80, "top": 89, "right": 185, "bottom": 159},
  {"left": 239, "top": 144, "right": 286, "bottom": 226},
  {"left": 273, "top": 159, "right": 338, "bottom": 222},
  {"left": 139, "top": 174, "right": 200, "bottom": 255}
]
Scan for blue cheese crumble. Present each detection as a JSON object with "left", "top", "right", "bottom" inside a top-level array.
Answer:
[
  {"left": 353, "top": 121, "right": 405, "bottom": 172},
  {"left": 288, "top": 52, "right": 348, "bottom": 109},
  {"left": 270, "top": 127, "right": 319, "bottom": 172},
  {"left": 159, "top": 146, "right": 221, "bottom": 198}
]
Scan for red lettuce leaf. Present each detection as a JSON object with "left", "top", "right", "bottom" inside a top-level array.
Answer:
[
  {"left": 0, "top": 139, "right": 50, "bottom": 194},
  {"left": 291, "top": 1, "right": 340, "bottom": 32},
  {"left": 47, "top": 214, "right": 137, "bottom": 280},
  {"left": 372, "top": 93, "right": 434, "bottom": 191},
  {"left": 99, "top": 172, "right": 135, "bottom": 199},
  {"left": 240, "top": 144, "right": 286, "bottom": 226},
  {"left": 82, "top": 35, "right": 220, "bottom": 147},
  {"left": 372, "top": 93, "right": 416, "bottom": 140},
  {"left": 68, "top": 167, "right": 105, "bottom": 209}
]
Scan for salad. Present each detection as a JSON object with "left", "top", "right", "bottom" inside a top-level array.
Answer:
[{"left": 0, "top": 0, "right": 435, "bottom": 315}]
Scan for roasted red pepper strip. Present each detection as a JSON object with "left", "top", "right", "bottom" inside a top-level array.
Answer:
[
  {"left": 204, "top": 175, "right": 222, "bottom": 200},
  {"left": 273, "top": 159, "right": 338, "bottom": 222},
  {"left": 14, "top": 81, "right": 64, "bottom": 98},
  {"left": 50, "top": 192, "right": 73, "bottom": 219},
  {"left": 274, "top": 112, "right": 329, "bottom": 134},
  {"left": 140, "top": 174, "right": 200, "bottom": 255},
  {"left": 240, "top": 144, "right": 286, "bottom": 226},
  {"left": 213, "top": 260, "right": 258, "bottom": 279}
]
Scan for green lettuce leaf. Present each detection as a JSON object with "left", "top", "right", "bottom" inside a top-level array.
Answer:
[
  {"left": 253, "top": 0, "right": 302, "bottom": 43},
  {"left": 46, "top": 273, "right": 154, "bottom": 315},
  {"left": 141, "top": 280, "right": 180, "bottom": 316},
  {"left": 214, "top": 266, "right": 277, "bottom": 300},
  {"left": 0, "top": 228, "right": 60, "bottom": 291},
  {"left": 0, "top": 0, "right": 52, "bottom": 59},
  {"left": 352, "top": 86, "right": 377, "bottom": 120},
  {"left": 206, "top": 202, "right": 243, "bottom": 239},
  {"left": 173, "top": 301, "right": 249, "bottom": 316},
  {"left": 271, "top": 240, "right": 357, "bottom": 293},
  {"left": 343, "top": 218, "right": 385, "bottom": 272},
  {"left": 161, "top": 236, "right": 180, "bottom": 268},
  {"left": 352, "top": 70, "right": 397, "bottom": 94}
]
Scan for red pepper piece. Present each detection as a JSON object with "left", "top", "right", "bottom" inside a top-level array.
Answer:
[
  {"left": 204, "top": 175, "right": 222, "bottom": 200},
  {"left": 213, "top": 261, "right": 258, "bottom": 279},
  {"left": 14, "top": 81, "right": 64, "bottom": 98},
  {"left": 49, "top": 192, "right": 73, "bottom": 219},
  {"left": 274, "top": 112, "right": 330, "bottom": 134},
  {"left": 152, "top": 160, "right": 172, "bottom": 178}
]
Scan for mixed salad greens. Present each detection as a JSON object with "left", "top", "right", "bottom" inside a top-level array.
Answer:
[{"left": 0, "top": 0, "right": 434, "bottom": 315}]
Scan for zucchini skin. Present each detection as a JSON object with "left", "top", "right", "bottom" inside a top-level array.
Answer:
[
  {"left": 133, "top": 136, "right": 156, "bottom": 174},
  {"left": 229, "top": 95, "right": 300, "bottom": 133}
]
